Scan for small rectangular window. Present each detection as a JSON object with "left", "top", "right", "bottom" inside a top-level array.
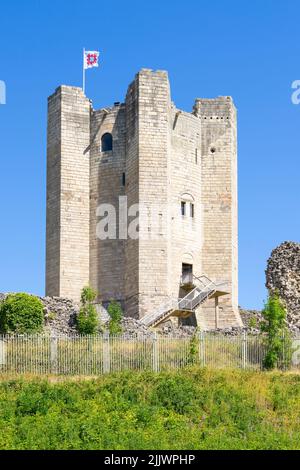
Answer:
[
  {"left": 122, "top": 173, "right": 126, "bottom": 186},
  {"left": 190, "top": 203, "right": 194, "bottom": 218},
  {"left": 181, "top": 201, "right": 186, "bottom": 216}
]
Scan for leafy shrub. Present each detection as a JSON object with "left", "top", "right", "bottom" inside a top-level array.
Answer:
[
  {"left": 248, "top": 317, "right": 258, "bottom": 329},
  {"left": 107, "top": 300, "right": 123, "bottom": 335},
  {"left": 151, "top": 375, "right": 196, "bottom": 414},
  {"left": 261, "top": 291, "right": 292, "bottom": 370},
  {"left": 76, "top": 286, "right": 99, "bottom": 335},
  {"left": 0, "top": 293, "right": 44, "bottom": 334},
  {"left": 1, "top": 370, "right": 300, "bottom": 449}
]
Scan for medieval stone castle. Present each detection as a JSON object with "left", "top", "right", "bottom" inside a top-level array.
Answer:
[{"left": 46, "top": 68, "right": 242, "bottom": 330}]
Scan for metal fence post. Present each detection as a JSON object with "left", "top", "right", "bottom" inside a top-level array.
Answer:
[
  {"left": 242, "top": 331, "right": 247, "bottom": 369},
  {"left": 199, "top": 331, "right": 205, "bottom": 367},
  {"left": 281, "top": 330, "right": 286, "bottom": 371},
  {"left": 0, "top": 336, "right": 6, "bottom": 367},
  {"left": 103, "top": 332, "right": 110, "bottom": 374},
  {"left": 2, "top": 330, "right": 293, "bottom": 375},
  {"left": 152, "top": 333, "right": 159, "bottom": 372},
  {"left": 50, "top": 336, "right": 58, "bottom": 374}
]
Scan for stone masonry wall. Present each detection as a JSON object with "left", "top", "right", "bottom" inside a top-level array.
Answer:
[
  {"left": 46, "top": 86, "right": 91, "bottom": 301},
  {"left": 124, "top": 74, "right": 140, "bottom": 318},
  {"left": 136, "top": 69, "right": 171, "bottom": 318},
  {"left": 196, "top": 97, "right": 241, "bottom": 329},
  {"left": 46, "top": 90, "right": 61, "bottom": 295},
  {"left": 90, "top": 105, "right": 126, "bottom": 302},
  {"left": 170, "top": 107, "right": 202, "bottom": 303}
]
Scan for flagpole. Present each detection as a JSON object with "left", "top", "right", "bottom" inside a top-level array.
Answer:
[{"left": 82, "top": 48, "right": 85, "bottom": 94}]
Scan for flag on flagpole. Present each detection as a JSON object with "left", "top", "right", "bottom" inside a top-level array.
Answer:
[
  {"left": 84, "top": 50, "right": 100, "bottom": 69},
  {"left": 82, "top": 49, "right": 100, "bottom": 94}
]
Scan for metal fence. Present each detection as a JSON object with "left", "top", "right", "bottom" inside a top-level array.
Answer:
[{"left": 0, "top": 333, "right": 300, "bottom": 375}]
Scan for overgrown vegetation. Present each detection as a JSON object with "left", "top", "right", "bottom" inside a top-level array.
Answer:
[
  {"left": 187, "top": 328, "right": 200, "bottom": 364},
  {"left": 76, "top": 287, "right": 99, "bottom": 335},
  {"left": 107, "top": 300, "right": 123, "bottom": 335},
  {"left": 248, "top": 317, "right": 258, "bottom": 329},
  {"left": 0, "top": 368, "right": 300, "bottom": 450},
  {"left": 261, "top": 291, "right": 293, "bottom": 370},
  {"left": 0, "top": 293, "right": 44, "bottom": 334}
]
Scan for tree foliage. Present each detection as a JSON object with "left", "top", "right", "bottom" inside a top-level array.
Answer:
[
  {"left": 261, "top": 291, "right": 292, "bottom": 370},
  {"left": 76, "top": 286, "right": 99, "bottom": 335},
  {"left": 107, "top": 300, "right": 123, "bottom": 335},
  {"left": 187, "top": 328, "right": 200, "bottom": 365},
  {"left": 0, "top": 293, "right": 44, "bottom": 334}
]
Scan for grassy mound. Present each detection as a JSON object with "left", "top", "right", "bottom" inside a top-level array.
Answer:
[{"left": 0, "top": 368, "right": 300, "bottom": 450}]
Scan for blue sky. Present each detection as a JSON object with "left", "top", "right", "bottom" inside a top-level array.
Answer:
[{"left": 0, "top": 0, "right": 299, "bottom": 309}]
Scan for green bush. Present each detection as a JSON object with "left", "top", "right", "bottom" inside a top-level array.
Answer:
[
  {"left": 261, "top": 291, "right": 292, "bottom": 370},
  {"left": 248, "top": 317, "right": 258, "bottom": 329},
  {"left": 76, "top": 286, "right": 99, "bottom": 335},
  {"left": 0, "top": 293, "right": 44, "bottom": 334},
  {"left": 0, "top": 369, "right": 300, "bottom": 449},
  {"left": 151, "top": 375, "right": 196, "bottom": 414},
  {"left": 107, "top": 300, "right": 123, "bottom": 335}
]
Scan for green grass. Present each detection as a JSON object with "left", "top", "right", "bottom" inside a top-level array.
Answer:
[{"left": 0, "top": 368, "right": 300, "bottom": 449}]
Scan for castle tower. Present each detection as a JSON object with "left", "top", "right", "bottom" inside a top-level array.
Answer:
[
  {"left": 124, "top": 70, "right": 172, "bottom": 317},
  {"left": 46, "top": 69, "right": 242, "bottom": 328}
]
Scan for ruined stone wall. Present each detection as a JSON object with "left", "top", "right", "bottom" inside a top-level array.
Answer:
[{"left": 266, "top": 241, "right": 300, "bottom": 331}]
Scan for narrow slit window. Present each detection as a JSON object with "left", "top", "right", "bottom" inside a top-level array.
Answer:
[
  {"left": 190, "top": 203, "right": 194, "bottom": 218},
  {"left": 122, "top": 173, "right": 126, "bottom": 186},
  {"left": 181, "top": 201, "right": 186, "bottom": 216}
]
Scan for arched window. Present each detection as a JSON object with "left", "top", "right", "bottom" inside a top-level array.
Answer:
[
  {"left": 101, "top": 133, "right": 113, "bottom": 152},
  {"left": 180, "top": 193, "right": 195, "bottom": 218}
]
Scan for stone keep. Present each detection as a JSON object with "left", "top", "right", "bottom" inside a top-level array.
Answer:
[{"left": 46, "top": 69, "right": 242, "bottom": 329}]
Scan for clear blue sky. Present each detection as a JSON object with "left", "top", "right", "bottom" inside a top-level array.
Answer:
[{"left": 0, "top": 0, "right": 299, "bottom": 309}]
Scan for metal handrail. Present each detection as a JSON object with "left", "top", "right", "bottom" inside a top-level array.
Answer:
[
  {"left": 141, "top": 298, "right": 179, "bottom": 326},
  {"left": 141, "top": 275, "right": 218, "bottom": 327},
  {"left": 178, "top": 281, "right": 216, "bottom": 312}
]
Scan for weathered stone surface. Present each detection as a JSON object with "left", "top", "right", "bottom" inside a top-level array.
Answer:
[
  {"left": 42, "top": 296, "right": 79, "bottom": 335},
  {"left": 238, "top": 307, "right": 263, "bottom": 333},
  {"left": 266, "top": 241, "right": 300, "bottom": 331},
  {"left": 46, "top": 87, "right": 90, "bottom": 301}
]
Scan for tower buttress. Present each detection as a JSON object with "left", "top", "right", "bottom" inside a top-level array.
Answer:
[
  {"left": 46, "top": 86, "right": 90, "bottom": 301},
  {"left": 197, "top": 97, "right": 241, "bottom": 328}
]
